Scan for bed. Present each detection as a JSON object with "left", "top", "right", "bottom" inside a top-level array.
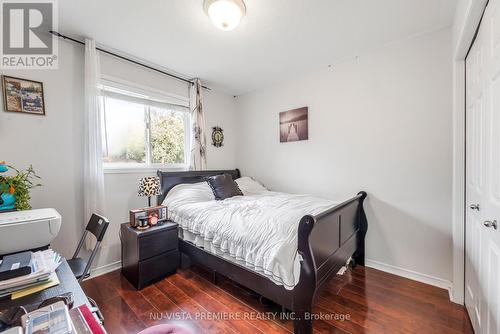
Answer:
[{"left": 157, "top": 169, "right": 368, "bottom": 334}]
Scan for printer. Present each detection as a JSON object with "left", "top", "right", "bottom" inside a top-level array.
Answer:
[{"left": 0, "top": 208, "right": 61, "bottom": 256}]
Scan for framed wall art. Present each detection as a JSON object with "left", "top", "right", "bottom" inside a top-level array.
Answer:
[
  {"left": 279, "top": 106, "right": 308, "bottom": 142},
  {"left": 212, "top": 126, "right": 224, "bottom": 147},
  {"left": 2, "top": 75, "right": 45, "bottom": 115}
]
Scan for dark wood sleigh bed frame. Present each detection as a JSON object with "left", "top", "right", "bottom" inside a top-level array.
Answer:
[{"left": 157, "top": 169, "right": 368, "bottom": 334}]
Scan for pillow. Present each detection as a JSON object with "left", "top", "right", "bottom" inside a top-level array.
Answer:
[
  {"left": 235, "top": 176, "right": 268, "bottom": 195},
  {"left": 204, "top": 173, "right": 243, "bottom": 200},
  {"left": 162, "top": 181, "right": 215, "bottom": 206}
]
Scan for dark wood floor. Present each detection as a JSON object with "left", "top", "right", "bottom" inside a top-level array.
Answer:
[{"left": 81, "top": 265, "right": 474, "bottom": 334}]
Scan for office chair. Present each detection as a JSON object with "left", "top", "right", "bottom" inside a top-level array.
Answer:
[{"left": 68, "top": 213, "right": 109, "bottom": 283}]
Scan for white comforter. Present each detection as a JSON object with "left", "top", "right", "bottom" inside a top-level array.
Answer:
[{"left": 163, "top": 177, "right": 337, "bottom": 289}]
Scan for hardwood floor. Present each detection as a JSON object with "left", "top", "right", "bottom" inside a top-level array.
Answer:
[{"left": 81, "top": 265, "right": 474, "bottom": 334}]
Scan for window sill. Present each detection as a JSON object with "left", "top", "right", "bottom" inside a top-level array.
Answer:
[{"left": 103, "top": 165, "right": 188, "bottom": 174}]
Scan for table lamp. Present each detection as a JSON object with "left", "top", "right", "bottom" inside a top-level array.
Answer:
[{"left": 137, "top": 176, "right": 161, "bottom": 207}]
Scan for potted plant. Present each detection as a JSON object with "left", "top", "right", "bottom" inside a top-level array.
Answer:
[{"left": 0, "top": 162, "right": 42, "bottom": 211}]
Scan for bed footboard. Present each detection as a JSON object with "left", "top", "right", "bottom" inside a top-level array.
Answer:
[{"left": 293, "top": 191, "right": 368, "bottom": 334}]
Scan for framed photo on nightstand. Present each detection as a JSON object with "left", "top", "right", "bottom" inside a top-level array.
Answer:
[{"left": 129, "top": 205, "right": 168, "bottom": 229}]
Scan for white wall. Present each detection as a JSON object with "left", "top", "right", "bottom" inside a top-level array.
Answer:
[
  {"left": 0, "top": 42, "right": 85, "bottom": 260},
  {"left": 235, "top": 29, "right": 454, "bottom": 284},
  {"left": 0, "top": 41, "right": 237, "bottom": 271}
]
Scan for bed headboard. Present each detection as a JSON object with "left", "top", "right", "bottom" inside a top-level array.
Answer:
[{"left": 156, "top": 169, "right": 241, "bottom": 204}]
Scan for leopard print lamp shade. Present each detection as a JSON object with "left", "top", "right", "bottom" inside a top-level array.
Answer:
[{"left": 137, "top": 176, "right": 162, "bottom": 198}]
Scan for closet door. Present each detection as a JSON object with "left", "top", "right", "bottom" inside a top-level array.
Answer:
[
  {"left": 465, "top": 16, "right": 486, "bottom": 331},
  {"left": 465, "top": 0, "right": 500, "bottom": 332}
]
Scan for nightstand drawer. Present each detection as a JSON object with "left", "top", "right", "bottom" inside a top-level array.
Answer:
[
  {"left": 139, "top": 228, "right": 178, "bottom": 260},
  {"left": 138, "top": 250, "right": 179, "bottom": 287}
]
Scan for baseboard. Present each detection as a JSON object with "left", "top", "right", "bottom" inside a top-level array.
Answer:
[
  {"left": 365, "top": 259, "right": 453, "bottom": 299},
  {"left": 449, "top": 289, "right": 463, "bottom": 304},
  {"left": 87, "top": 260, "right": 122, "bottom": 279}
]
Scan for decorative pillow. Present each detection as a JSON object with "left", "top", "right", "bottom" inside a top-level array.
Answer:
[
  {"left": 204, "top": 173, "right": 243, "bottom": 200},
  {"left": 235, "top": 176, "right": 268, "bottom": 195}
]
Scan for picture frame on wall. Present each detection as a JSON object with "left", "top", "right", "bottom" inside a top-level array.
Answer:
[
  {"left": 2, "top": 75, "right": 46, "bottom": 115},
  {"left": 279, "top": 106, "right": 308, "bottom": 142}
]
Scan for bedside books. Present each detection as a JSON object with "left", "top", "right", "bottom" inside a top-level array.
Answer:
[{"left": 0, "top": 249, "right": 62, "bottom": 300}]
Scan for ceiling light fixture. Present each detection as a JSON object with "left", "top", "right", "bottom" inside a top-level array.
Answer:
[{"left": 203, "top": 0, "right": 246, "bottom": 31}]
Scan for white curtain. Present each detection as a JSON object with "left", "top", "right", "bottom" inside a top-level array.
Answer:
[
  {"left": 189, "top": 78, "right": 207, "bottom": 170},
  {"left": 83, "top": 39, "right": 106, "bottom": 249}
]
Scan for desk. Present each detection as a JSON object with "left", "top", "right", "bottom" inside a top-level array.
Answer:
[{"left": 0, "top": 259, "right": 89, "bottom": 312}]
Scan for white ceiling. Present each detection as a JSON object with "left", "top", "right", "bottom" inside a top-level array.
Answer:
[{"left": 59, "top": 0, "right": 458, "bottom": 95}]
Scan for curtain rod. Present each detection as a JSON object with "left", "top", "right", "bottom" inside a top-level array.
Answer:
[{"left": 49, "top": 30, "right": 211, "bottom": 91}]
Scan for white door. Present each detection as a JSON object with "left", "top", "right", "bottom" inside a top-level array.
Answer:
[{"left": 465, "top": 0, "right": 500, "bottom": 333}]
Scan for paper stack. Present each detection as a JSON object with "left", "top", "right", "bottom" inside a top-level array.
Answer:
[{"left": 0, "top": 249, "right": 62, "bottom": 300}]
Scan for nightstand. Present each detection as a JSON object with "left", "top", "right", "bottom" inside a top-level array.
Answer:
[{"left": 120, "top": 221, "right": 179, "bottom": 290}]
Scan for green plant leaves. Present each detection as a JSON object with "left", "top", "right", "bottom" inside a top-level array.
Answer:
[{"left": 0, "top": 164, "right": 42, "bottom": 210}]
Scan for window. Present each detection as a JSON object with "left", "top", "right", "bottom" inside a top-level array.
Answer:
[{"left": 101, "top": 81, "right": 190, "bottom": 170}]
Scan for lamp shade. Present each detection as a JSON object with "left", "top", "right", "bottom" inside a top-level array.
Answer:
[{"left": 137, "top": 177, "right": 161, "bottom": 197}]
